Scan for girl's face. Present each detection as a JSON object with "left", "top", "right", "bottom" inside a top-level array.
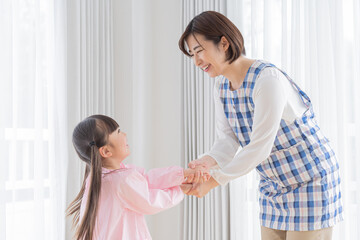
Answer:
[
  {"left": 107, "top": 128, "right": 130, "bottom": 162},
  {"left": 186, "top": 33, "right": 228, "bottom": 78}
]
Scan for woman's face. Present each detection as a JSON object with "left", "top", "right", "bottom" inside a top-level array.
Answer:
[{"left": 186, "top": 33, "right": 228, "bottom": 78}]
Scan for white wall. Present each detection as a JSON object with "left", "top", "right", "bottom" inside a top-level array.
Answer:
[{"left": 113, "top": 0, "right": 183, "bottom": 239}]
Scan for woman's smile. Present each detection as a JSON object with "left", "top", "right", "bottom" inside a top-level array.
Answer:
[{"left": 202, "top": 64, "right": 210, "bottom": 72}]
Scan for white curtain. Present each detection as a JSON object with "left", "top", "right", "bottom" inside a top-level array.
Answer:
[
  {"left": 65, "top": 0, "right": 114, "bottom": 239},
  {"left": 0, "top": 0, "right": 114, "bottom": 239},
  {"left": 0, "top": 0, "right": 67, "bottom": 239},
  {"left": 112, "top": 0, "right": 184, "bottom": 238},
  {"left": 181, "top": 1, "right": 231, "bottom": 240},
  {"left": 226, "top": 0, "right": 360, "bottom": 239},
  {"left": 182, "top": 0, "right": 360, "bottom": 239}
]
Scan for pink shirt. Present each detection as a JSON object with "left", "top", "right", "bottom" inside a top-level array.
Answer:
[{"left": 79, "top": 163, "right": 185, "bottom": 240}]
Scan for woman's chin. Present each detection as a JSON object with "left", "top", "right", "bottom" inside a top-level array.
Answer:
[{"left": 208, "top": 72, "right": 219, "bottom": 78}]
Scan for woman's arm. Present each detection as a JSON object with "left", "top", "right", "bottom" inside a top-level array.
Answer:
[
  {"left": 211, "top": 68, "right": 289, "bottom": 185},
  {"left": 188, "top": 80, "right": 241, "bottom": 171},
  {"left": 205, "top": 80, "right": 241, "bottom": 168}
]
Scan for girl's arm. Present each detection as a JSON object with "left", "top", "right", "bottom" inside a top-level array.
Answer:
[
  {"left": 126, "top": 164, "right": 210, "bottom": 188},
  {"left": 116, "top": 169, "right": 184, "bottom": 215},
  {"left": 142, "top": 165, "right": 185, "bottom": 189}
]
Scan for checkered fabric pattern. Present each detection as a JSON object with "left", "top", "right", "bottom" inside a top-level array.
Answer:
[{"left": 218, "top": 60, "right": 343, "bottom": 231}]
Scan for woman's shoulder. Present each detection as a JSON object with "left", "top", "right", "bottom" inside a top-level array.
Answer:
[
  {"left": 256, "top": 60, "right": 290, "bottom": 78},
  {"left": 253, "top": 62, "right": 291, "bottom": 97},
  {"left": 253, "top": 61, "right": 288, "bottom": 85},
  {"left": 257, "top": 66, "right": 281, "bottom": 80}
]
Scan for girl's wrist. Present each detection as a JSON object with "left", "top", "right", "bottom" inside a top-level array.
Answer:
[{"left": 183, "top": 168, "right": 196, "bottom": 178}]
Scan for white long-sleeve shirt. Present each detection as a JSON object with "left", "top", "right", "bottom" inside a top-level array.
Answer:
[{"left": 206, "top": 67, "right": 307, "bottom": 185}]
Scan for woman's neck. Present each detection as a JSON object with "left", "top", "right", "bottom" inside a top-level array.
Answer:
[{"left": 222, "top": 57, "right": 255, "bottom": 90}]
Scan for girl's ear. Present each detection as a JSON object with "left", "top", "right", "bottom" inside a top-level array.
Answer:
[
  {"left": 99, "top": 145, "right": 112, "bottom": 158},
  {"left": 220, "top": 36, "right": 229, "bottom": 51}
]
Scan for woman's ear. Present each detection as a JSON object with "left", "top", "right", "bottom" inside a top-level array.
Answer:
[
  {"left": 99, "top": 145, "right": 112, "bottom": 158},
  {"left": 220, "top": 36, "right": 229, "bottom": 51}
]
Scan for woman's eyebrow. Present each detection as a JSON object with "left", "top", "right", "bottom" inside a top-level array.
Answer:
[{"left": 189, "top": 45, "right": 201, "bottom": 53}]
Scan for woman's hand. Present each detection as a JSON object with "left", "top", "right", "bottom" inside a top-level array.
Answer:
[
  {"left": 181, "top": 177, "right": 219, "bottom": 198},
  {"left": 180, "top": 183, "right": 192, "bottom": 194},
  {"left": 188, "top": 155, "right": 218, "bottom": 172}
]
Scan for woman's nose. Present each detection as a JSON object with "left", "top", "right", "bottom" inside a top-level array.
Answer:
[{"left": 193, "top": 54, "right": 202, "bottom": 67}]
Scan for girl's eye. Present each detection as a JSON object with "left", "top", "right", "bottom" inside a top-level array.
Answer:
[{"left": 196, "top": 50, "right": 203, "bottom": 54}]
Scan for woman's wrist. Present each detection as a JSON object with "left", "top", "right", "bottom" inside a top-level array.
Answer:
[
  {"left": 208, "top": 176, "right": 220, "bottom": 189},
  {"left": 200, "top": 155, "right": 218, "bottom": 168},
  {"left": 188, "top": 155, "right": 218, "bottom": 170}
]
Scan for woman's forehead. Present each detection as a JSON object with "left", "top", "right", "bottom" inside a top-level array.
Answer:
[{"left": 186, "top": 34, "right": 206, "bottom": 51}]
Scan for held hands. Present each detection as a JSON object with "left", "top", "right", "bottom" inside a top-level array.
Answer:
[
  {"left": 183, "top": 165, "right": 211, "bottom": 184},
  {"left": 180, "top": 156, "right": 219, "bottom": 198},
  {"left": 180, "top": 177, "right": 219, "bottom": 198},
  {"left": 183, "top": 155, "right": 217, "bottom": 184}
]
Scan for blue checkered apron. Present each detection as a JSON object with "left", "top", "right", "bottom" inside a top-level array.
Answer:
[{"left": 218, "top": 60, "right": 343, "bottom": 231}]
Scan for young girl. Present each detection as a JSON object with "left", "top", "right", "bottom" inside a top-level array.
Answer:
[{"left": 67, "top": 114, "right": 209, "bottom": 240}]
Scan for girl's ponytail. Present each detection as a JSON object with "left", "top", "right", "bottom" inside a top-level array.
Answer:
[
  {"left": 67, "top": 115, "right": 119, "bottom": 240},
  {"left": 66, "top": 165, "right": 90, "bottom": 229},
  {"left": 75, "top": 145, "right": 102, "bottom": 240}
]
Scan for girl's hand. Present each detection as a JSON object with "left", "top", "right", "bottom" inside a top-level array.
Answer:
[{"left": 181, "top": 177, "right": 219, "bottom": 198}]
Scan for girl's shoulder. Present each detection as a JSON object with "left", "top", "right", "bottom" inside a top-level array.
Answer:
[{"left": 102, "top": 164, "right": 144, "bottom": 182}]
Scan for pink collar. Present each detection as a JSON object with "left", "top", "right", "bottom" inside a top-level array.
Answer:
[{"left": 101, "top": 163, "right": 126, "bottom": 174}]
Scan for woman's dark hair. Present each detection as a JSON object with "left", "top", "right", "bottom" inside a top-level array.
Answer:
[
  {"left": 67, "top": 114, "right": 119, "bottom": 240},
  {"left": 179, "top": 11, "right": 246, "bottom": 64}
]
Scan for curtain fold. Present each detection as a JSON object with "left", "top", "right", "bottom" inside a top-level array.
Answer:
[
  {"left": 0, "top": 0, "right": 67, "bottom": 239},
  {"left": 65, "top": 0, "right": 114, "bottom": 238},
  {"left": 181, "top": 1, "right": 230, "bottom": 240}
]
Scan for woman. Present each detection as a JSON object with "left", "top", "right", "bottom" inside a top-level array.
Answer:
[{"left": 179, "top": 11, "right": 343, "bottom": 240}]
